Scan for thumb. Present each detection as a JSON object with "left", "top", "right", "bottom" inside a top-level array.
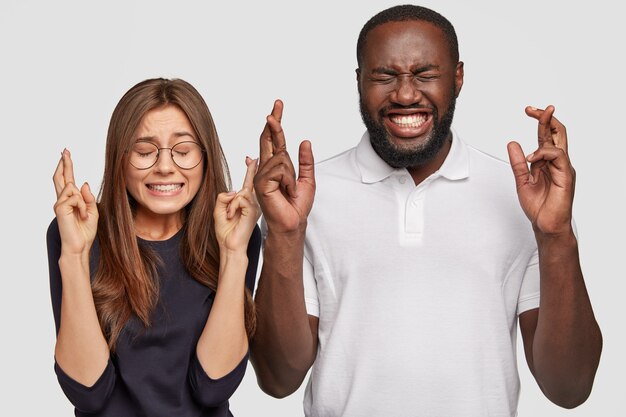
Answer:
[
  {"left": 80, "top": 182, "right": 98, "bottom": 219},
  {"left": 215, "top": 191, "right": 236, "bottom": 212},
  {"left": 507, "top": 141, "right": 530, "bottom": 189},
  {"left": 81, "top": 182, "right": 96, "bottom": 205},
  {"left": 298, "top": 140, "right": 315, "bottom": 182}
]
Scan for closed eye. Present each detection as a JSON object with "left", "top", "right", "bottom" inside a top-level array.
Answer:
[
  {"left": 370, "top": 75, "right": 396, "bottom": 84},
  {"left": 415, "top": 74, "right": 439, "bottom": 81},
  {"left": 137, "top": 151, "right": 155, "bottom": 157}
]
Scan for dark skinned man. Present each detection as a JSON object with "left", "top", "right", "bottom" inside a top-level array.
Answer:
[{"left": 251, "top": 5, "right": 601, "bottom": 416}]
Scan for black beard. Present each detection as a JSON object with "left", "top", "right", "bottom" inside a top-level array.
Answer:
[{"left": 359, "top": 95, "right": 456, "bottom": 169}]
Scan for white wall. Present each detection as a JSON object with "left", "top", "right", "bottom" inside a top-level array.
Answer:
[{"left": 1, "top": 0, "right": 622, "bottom": 415}]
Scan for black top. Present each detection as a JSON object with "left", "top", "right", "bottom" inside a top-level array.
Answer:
[{"left": 47, "top": 219, "right": 261, "bottom": 417}]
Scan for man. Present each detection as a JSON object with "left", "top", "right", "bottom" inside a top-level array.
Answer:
[{"left": 251, "top": 5, "right": 602, "bottom": 416}]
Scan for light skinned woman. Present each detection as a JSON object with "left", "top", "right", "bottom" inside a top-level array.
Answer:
[{"left": 46, "top": 78, "right": 261, "bottom": 416}]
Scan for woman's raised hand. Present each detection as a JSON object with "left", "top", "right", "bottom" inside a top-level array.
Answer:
[
  {"left": 53, "top": 149, "right": 99, "bottom": 257},
  {"left": 214, "top": 157, "right": 261, "bottom": 253}
]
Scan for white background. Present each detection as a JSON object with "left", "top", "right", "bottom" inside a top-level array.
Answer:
[{"left": 1, "top": 0, "right": 623, "bottom": 415}]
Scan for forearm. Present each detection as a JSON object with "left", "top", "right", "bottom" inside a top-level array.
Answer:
[
  {"left": 196, "top": 250, "right": 248, "bottom": 379},
  {"left": 250, "top": 228, "right": 316, "bottom": 397},
  {"left": 55, "top": 253, "right": 110, "bottom": 387},
  {"left": 532, "top": 230, "right": 602, "bottom": 406}
]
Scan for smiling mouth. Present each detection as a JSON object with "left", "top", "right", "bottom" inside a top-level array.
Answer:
[
  {"left": 383, "top": 110, "right": 433, "bottom": 139},
  {"left": 389, "top": 113, "right": 428, "bottom": 128},
  {"left": 147, "top": 183, "right": 183, "bottom": 192}
]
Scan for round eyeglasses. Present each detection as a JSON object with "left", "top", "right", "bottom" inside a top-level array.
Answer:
[{"left": 128, "top": 141, "right": 205, "bottom": 170}]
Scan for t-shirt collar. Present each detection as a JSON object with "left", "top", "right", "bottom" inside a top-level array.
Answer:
[{"left": 356, "top": 128, "right": 470, "bottom": 184}]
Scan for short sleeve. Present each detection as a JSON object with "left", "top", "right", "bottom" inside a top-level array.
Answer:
[
  {"left": 303, "top": 246, "right": 320, "bottom": 318},
  {"left": 517, "top": 249, "right": 540, "bottom": 315}
]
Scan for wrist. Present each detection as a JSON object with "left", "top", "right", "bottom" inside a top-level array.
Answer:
[
  {"left": 219, "top": 248, "right": 249, "bottom": 265},
  {"left": 265, "top": 220, "right": 307, "bottom": 241},
  {"left": 534, "top": 228, "right": 578, "bottom": 250},
  {"left": 218, "top": 250, "right": 249, "bottom": 287},
  {"left": 59, "top": 250, "right": 90, "bottom": 265},
  {"left": 58, "top": 252, "right": 91, "bottom": 279},
  {"left": 261, "top": 209, "right": 309, "bottom": 235}
]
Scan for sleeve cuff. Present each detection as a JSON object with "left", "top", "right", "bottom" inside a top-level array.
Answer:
[
  {"left": 305, "top": 298, "right": 320, "bottom": 317},
  {"left": 517, "top": 292, "right": 540, "bottom": 315},
  {"left": 188, "top": 351, "right": 248, "bottom": 407},
  {"left": 54, "top": 358, "right": 115, "bottom": 413}
]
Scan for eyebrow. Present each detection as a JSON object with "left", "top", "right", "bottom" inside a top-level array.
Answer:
[
  {"left": 371, "top": 65, "right": 440, "bottom": 74},
  {"left": 135, "top": 131, "right": 196, "bottom": 142},
  {"left": 173, "top": 131, "right": 195, "bottom": 139}
]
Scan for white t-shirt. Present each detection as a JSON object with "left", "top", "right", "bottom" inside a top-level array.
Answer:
[{"left": 302, "top": 131, "right": 540, "bottom": 417}]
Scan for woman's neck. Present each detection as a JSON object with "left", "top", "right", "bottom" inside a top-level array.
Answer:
[{"left": 134, "top": 210, "right": 183, "bottom": 241}]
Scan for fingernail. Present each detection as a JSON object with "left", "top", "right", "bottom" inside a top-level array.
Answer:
[
  {"left": 227, "top": 191, "right": 236, "bottom": 195},
  {"left": 528, "top": 174, "right": 534, "bottom": 184},
  {"left": 529, "top": 106, "right": 537, "bottom": 111},
  {"left": 527, "top": 152, "right": 534, "bottom": 160}
]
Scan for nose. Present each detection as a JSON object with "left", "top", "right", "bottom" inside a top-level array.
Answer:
[
  {"left": 154, "top": 149, "right": 176, "bottom": 174},
  {"left": 390, "top": 74, "right": 421, "bottom": 106}
]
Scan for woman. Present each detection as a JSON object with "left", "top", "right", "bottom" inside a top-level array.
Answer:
[{"left": 46, "top": 78, "right": 261, "bottom": 416}]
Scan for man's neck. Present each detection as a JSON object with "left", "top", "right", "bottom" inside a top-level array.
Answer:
[{"left": 407, "top": 136, "right": 452, "bottom": 186}]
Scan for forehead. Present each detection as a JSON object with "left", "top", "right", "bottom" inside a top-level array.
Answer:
[
  {"left": 361, "top": 20, "right": 453, "bottom": 70},
  {"left": 135, "top": 105, "right": 194, "bottom": 136}
]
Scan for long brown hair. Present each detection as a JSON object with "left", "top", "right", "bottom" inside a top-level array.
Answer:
[{"left": 93, "top": 78, "right": 256, "bottom": 349}]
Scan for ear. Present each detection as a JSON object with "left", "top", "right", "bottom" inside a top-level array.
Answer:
[
  {"left": 355, "top": 68, "right": 362, "bottom": 94},
  {"left": 454, "top": 61, "right": 464, "bottom": 98}
]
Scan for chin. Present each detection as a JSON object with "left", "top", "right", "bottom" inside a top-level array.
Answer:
[
  {"left": 388, "top": 134, "right": 433, "bottom": 151},
  {"left": 138, "top": 200, "right": 189, "bottom": 217}
]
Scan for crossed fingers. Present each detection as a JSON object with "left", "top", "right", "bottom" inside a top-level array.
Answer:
[
  {"left": 226, "top": 157, "right": 260, "bottom": 220},
  {"left": 53, "top": 149, "right": 90, "bottom": 220},
  {"left": 525, "top": 105, "right": 568, "bottom": 153},
  {"left": 53, "top": 149, "right": 77, "bottom": 198},
  {"left": 259, "top": 99, "right": 287, "bottom": 166},
  {"left": 256, "top": 99, "right": 298, "bottom": 199}
]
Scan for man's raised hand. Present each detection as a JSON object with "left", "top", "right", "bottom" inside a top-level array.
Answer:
[
  {"left": 254, "top": 100, "right": 315, "bottom": 234},
  {"left": 507, "top": 105, "right": 575, "bottom": 236}
]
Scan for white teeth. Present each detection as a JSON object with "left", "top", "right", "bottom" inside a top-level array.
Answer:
[
  {"left": 390, "top": 114, "right": 426, "bottom": 127},
  {"left": 148, "top": 184, "right": 182, "bottom": 192}
]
